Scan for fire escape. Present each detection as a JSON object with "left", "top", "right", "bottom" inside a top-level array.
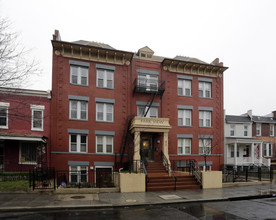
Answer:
[{"left": 115, "top": 75, "right": 165, "bottom": 170}]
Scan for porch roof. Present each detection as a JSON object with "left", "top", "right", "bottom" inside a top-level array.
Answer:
[
  {"left": 0, "top": 133, "right": 47, "bottom": 143},
  {"left": 226, "top": 137, "right": 263, "bottom": 144}
]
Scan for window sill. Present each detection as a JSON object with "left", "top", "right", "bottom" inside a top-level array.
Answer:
[
  {"left": 199, "top": 126, "right": 213, "bottom": 128},
  {"left": 31, "top": 128, "right": 44, "bottom": 131},
  {"left": 178, "top": 125, "right": 192, "bottom": 127},
  {"left": 95, "top": 152, "right": 113, "bottom": 155},
  {"left": 199, "top": 97, "right": 213, "bottom": 99},
  {"left": 0, "top": 126, "right": 8, "bottom": 129},
  {"left": 96, "top": 86, "right": 114, "bottom": 90},
  {"left": 19, "top": 162, "right": 37, "bottom": 165},
  {"left": 69, "top": 119, "right": 88, "bottom": 121},
  {"left": 96, "top": 120, "right": 114, "bottom": 123},
  {"left": 178, "top": 95, "right": 192, "bottom": 97},
  {"left": 70, "top": 83, "right": 88, "bottom": 87}
]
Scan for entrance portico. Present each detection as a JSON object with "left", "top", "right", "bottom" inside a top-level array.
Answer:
[{"left": 130, "top": 117, "right": 172, "bottom": 165}]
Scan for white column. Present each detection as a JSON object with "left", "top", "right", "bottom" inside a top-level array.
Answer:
[
  {"left": 259, "top": 143, "right": 263, "bottom": 165},
  {"left": 133, "top": 131, "right": 141, "bottom": 171},
  {"left": 234, "top": 143, "right": 237, "bottom": 167},
  {"left": 251, "top": 143, "right": 254, "bottom": 164}
]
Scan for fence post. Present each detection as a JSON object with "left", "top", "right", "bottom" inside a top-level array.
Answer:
[
  {"left": 233, "top": 169, "right": 235, "bottom": 183},
  {"left": 32, "top": 170, "right": 35, "bottom": 190},
  {"left": 54, "top": 169, "right": 56, "bottom": 190},
  {"left": 270, "top": 167, "right": 273, "bottom": 182},
  {"left": 246, "top": 167, "right": 248, "bottom": 182},
  {"left": 258, "top": 167, "right": 261, "bottom": 181}
]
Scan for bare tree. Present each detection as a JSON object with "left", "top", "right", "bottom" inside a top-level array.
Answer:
[
  {"left": 198, "top": 134, "right": 219, "bottom": 171},
  {"left": 0, "top": 17, "right": 41, "bottom": 88}
]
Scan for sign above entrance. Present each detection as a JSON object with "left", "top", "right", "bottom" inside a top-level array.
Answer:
[{"left": 130, "top": 117, "right": 171, "bottom": 133}]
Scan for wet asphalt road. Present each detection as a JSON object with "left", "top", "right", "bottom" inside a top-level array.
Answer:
[{"left": 0, "top": 197, "right": 276, "bottom": 220}]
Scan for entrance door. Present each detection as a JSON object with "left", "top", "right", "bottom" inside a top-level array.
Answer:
[
  {"left": 96, "top": 168, "right": 113, "bottom": 187},
  {"left": 141, "top": 134, "right": 154, "bottom": 161}
]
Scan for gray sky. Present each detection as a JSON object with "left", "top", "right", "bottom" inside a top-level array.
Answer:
[{"left": 1, "top": 0, "right": 276, "bottom": 116}]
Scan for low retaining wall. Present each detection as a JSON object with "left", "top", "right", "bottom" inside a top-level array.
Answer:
[
  {"left": 120, "top": 173, "right": 145, "bottom": 193},
  {"left": 202, "top": 171, "right": 222, "bottom": 189}
]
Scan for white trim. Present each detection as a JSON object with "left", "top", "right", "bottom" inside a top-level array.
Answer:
[
  {"left": 69, "top": 100, "right": 88, "bottom": 120},
  {"left": 0, "top": 135, "right": 45, "bottom": 142},
  {"left": 69, "top": 134, "right": 88, "bottom": 153},
  {"left": 96, "top": 135, "right": 113, "bottom": 154},
  {"left": 0, "top": 103, "right": 9, "bottom": 129},
  {"left": 30, "top": 104, "right": 45, "bottom": 110},
  {"left": 96, "top": 103, "right": 113, "bottom": 122},
  {"left": 31, "top": 108, "right": 44, "bottom": 131},
  {"left": 0, "top": 88, "right": 51, "bottom": 98}
]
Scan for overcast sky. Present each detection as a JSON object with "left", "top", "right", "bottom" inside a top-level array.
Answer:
[{"left": 1, "top": 0, "right": 276, "bottom": 116}]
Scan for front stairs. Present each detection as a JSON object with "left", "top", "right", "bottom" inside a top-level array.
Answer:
[{"left": 146, "top": 161, "right": 201, "bottom": 191}]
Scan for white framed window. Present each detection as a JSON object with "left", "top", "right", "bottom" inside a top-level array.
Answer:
[
  {"left": 244, "top": 125, "right": 248, "bottom": 137},
  {"left": 270, "top": 124, "right": 274, "bottom": 136},
  {"left": 0, "top": 102, "right": 9, "bottom": 129},
  {"left": 137, "top": 106, "right": 158, "bottom": 118},
  {"left": 69, "top": 166, "right": 88, "bottom": 184},
  {"left": 97, "top": 69, "right": 114, "bottom": 89},
  {"left": 70, "top": 65, "right": 88, "bottom": 86},
  {"left": 31, "top": 105, "right": 44, "bottom": 131},
  {"left": 178, "top": 79, "right": 191, "bottom": 96},
  {"left": 264, "top": 143, "right": 272, "bottom": 157},
  {"left": 70, "top": 101, "right": 88, "bottom": 120},
  {"left": 256, "top": 123, "right": 261, "bottom": 136},
  {"left": 199, "top": 139, "right": 212, "bottom": 155},
  {"left": 230, "top": 125, "right": 235, "bottom": 136},
  {"left": 69, "top": 134, "right": 87, "bottom": 153},
  {"left": 96, "top": 103, "right": 113, "bottom": 122},
  {"left": 177, "top": 138, "right": 191, "bottom": 155},
  {"left": 19, "top": 142, "right": 37, "bottom": 164},
  {"left": 138, "top": 74, "right": 158, "bottom": 91},
  {"left": 96, "top": 135, "right": 113, "bottom": 154},
  {"left": 178, "top": 110, "right": 192, "bottom": 126},
  {"left": 199, "top": 111, "right": 211, "bottom": 127},
  {"left": 199, "top": 82, "right": 211, "bottom": 98}
]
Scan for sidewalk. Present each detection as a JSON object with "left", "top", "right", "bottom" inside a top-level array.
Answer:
[{"left": 0, "top": 183, "right": 275, "bottom": 212}]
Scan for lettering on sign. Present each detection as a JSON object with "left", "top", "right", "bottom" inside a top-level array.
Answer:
[{"left": 140, "top": 119, "right": 164, "bottom": 124}]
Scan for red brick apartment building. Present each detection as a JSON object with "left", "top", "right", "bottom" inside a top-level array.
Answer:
[
  {"left": 0, "top": 88, "right": 51, "bottom": 172},
  {"left": 50, "top": 30, "right": 228, "bottom": 178}
]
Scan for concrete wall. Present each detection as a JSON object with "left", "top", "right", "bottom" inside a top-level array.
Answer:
[
  {"left": 202, "top": 171, "right": 222, "bottom": 189},
  {"left": 119, "top": 173, "right": 145, "bottom": 192}
]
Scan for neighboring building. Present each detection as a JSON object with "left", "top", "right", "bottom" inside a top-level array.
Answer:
[
  {"left": 224, "top": 110, "right": 276, "bottom": 169},
  {"left": 0, "top": 87, "right": 51, "bottom": 172},
  {"left": 50, "top": 30, "right": 227, "bottom": 185}
]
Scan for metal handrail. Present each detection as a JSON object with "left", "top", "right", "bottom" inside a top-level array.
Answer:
[
  {"left": 161, "top": 151, "right": 177, "bottom": 190},
  {"left": 190, "top": 161, "right": 202, "bottom": 185}
]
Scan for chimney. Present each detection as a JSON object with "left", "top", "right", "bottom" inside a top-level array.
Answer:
[
  {"left": 247, "top": 110, "right": 252, "bottom": 119},
  {"left": 53, "top": 30, "right": 61, "bottom": 41},
  {"left": 272, "top": 110, "right": 276, "bottom": 120}
]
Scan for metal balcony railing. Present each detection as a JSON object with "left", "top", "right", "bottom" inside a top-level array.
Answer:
[{"left": 133, "top": 78, "right": 165, "bottom": 95}]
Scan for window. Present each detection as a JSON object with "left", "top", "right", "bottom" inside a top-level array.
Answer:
[
  {"left": 138, "top": 74, "right": 158, "bottom": 91},
  {"left": 199, "top": 111, "right": 211, "bottom": 127},
  {"left": 178, "top": 79, "right": 191, "bottom": 96},
  {"left": 96, "top": 103, "right": 113, "bottom": 122},
  {"left": 20, "top": 142, "right": 37, "bottom": 164},
  {"left": 69, "top": 166, "right": 88, "bottom": 184},
  {"left": 70, "top": 101, "right": 88, "bottom": 120},
  {"left": 97, "top": 69, "right": 114, "bottom": 89},
  {"left": 177, "top": 138, "right": 191, "bottom": 155},
  {"left": 31, "top": 105, "right": 44, "bottom": 131},
  {"left": 137, "top": 106, "right": 158, "bottom": 118},
  {"left": 69, "top": 134, "right": 87, "bottom": 153},
  {"left": 264, "top": 143, "right": 272, "bottom": 157},
  {"left": 199, "top": 82, "right": 211, "bottom": 98},
  {"left": 230, "top": 125, "right": 235, "bottom": 136},
  {"left": 70, "top": 65, "right": 88, "bottom": 86},
  {"left": 256, "top": 124, "right": 261, "bottom": 136},
  {"left": 0, "top": 102, "right": 9, "bottom": 129},
  {"left": 270, "top": 124, "right": 274, "bottom": 136},
  {"left": 230, "top": 145, "right": 239, "bottom": 157},
  {"left": 244, "top": 125, "right": 248, "bottom": 137},
  {"left": 178, "top": 110, "right": 192, "bottom": 126},
  {"left": 199, "top": 139, "right": 211, "bottom": 155},
  {"left": 96, "top": 136, "right": 113, "bottom": 153}
]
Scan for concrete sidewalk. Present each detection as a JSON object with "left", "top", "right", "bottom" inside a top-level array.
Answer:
[{"left": 0, "top": 183, "right": 275, "bottom": 212}]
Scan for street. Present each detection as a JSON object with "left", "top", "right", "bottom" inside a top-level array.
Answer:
[{"left": 1, "top": 197, "right": 276, "bottom": 220}]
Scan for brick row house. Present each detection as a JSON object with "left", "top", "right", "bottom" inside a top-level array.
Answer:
[
  {"left": 50, "top": 30, "right": 228, "bottom": 187},
  {"left": 0, "top": 87, "right": 51, "bottom": 172},
  {"left": 224, "top": 110, "right": 276, "bottom": 169}
]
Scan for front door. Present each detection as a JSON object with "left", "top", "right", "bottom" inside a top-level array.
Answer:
[
  {"left": 96, "top": 168, "right": 113, "bottom": 187},
  {"left": 141, "top": 134, "right": 154, "bottom": 161}
]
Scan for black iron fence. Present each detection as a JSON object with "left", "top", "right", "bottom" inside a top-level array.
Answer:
[
  {"left": 56, "top": 169, "right": 115, "bottom": 189},
  {"left": 223, "top": 166, "right": 274, "bottom": 183},
  {"left": 29, "top": 168, "right": 56, "bottom": 190}
]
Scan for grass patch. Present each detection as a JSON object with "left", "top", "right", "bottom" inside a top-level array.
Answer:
[{"left": 0, "top": 180, "right": 29, "bottom": 192}]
